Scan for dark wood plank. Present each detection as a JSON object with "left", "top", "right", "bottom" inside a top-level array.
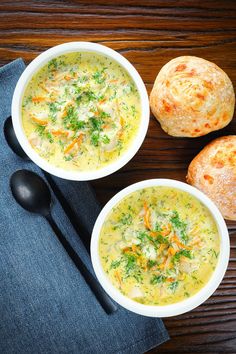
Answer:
[{"left": 0, "top": 1, "right": 235, "bottom": 353}]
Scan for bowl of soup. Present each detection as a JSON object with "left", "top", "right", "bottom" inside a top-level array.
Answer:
[
  {"left": 12, "top": 42, "right": 149, "bottom": 180},
  {"left": 91, "top": 179, "right": 230, "bottom": 317}
]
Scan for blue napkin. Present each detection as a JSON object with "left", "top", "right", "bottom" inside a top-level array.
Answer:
[{"left": 0, "top": 59, "right": 169, "bottom": 353}]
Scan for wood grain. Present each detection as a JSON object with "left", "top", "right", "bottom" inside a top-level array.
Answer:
[{"left": 0, "top": 1, "right": 235, "bottom": 352}]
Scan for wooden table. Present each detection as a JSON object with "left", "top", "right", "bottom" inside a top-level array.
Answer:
[{"left": 1, "top": 1, "right": 235, "bottom": 352}]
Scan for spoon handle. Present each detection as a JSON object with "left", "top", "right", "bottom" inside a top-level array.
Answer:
[{"left": 45, "top": 213, "right": 117, "bottom": 314}]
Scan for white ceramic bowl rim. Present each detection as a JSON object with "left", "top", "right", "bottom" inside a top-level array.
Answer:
[
  {"left": 91, "top": 179, "right": 230, "bottom": 317},
  {"left": 11, "top": 42, "right": 149, "bottom": 181}
]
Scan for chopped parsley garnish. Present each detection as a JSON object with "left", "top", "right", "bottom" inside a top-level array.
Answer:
[
  {"left": 89, "top": 116, "right": 109, "bottom": 146},
  {"left": 133, "top": 273, "right": 143, "bottom": 283},
  {"left": 58, "top": 140, "right": 65, "bottom": 149},
  {"left": 150, "top": 275, "right": 166, "bottom": 285},
  {"left": 91, "top": 131, "right": 100, "bottom": 146},
  {"left": 102, "top": 135, "right": 110, "bottom": 144},
  {"left": 137, "top": 231, "right": 168, "bottom": 248},
  {"left": 72, "top": 85, "right": 81, "bottom": 95},
  {"left": 75, "top": 90, "right": 97, "bottom": 105},
  {"left": 172, "top": 249, "right": 192, "bottom": 263},
  {"left": 48, "top": 58, "right": 58, "bottom": 70},
  {"left": 77, "top": 75, "right": 88, "bottom": 84},
  {"left": 35, "top": 125, "right": 46, "bottom": 137},
  {"left": 35, "top": 125, "right": 53, "bottom": 143},
  {"left": 75, "top": 94, "right": 83, "bottom": 105},
  {"left": 92, "top": 71, "right": 105, "bottom": 84},
  {"left": 209, "top": 248, "right": 219, "bottom": 259},
  {"left": 90, "top": 117, "right": 103, "bottom": 132},
  {"left": 49, "top": 102, "right": 58, "bottom": 113},
  {"left": 100, "top": 111, "right": 110, "bottom": 119},
  {"left": 84, "top": 90, "right": 97, "bottom": 101},
  {"left": 119, "top": 213, "right": 133, "bottom": 226},
  {"left": 155, "top": 234, "right": 169, "bottom": 244},
  {"left": 168, "top": 281, "right": 179, "bottom": 293},
  {"left": 48, "top": 102, "right": 59, "bottom": 122},
  {"left": 46, "top": 131, "right": 54, "bottom": 143},
  {"left": 63, "top": 105, "right": 77, "bottom": 127},
  {"left": 154, "top": 221, "right": 162, "bottom": 232},
  {"left": 131, "top": 105, "right": 136, "bottom": 116},
  {"left": 170, "top": 211, "right": 189, "bottom": 243},
  {"left": 110, "top": 260, "right": 121, "bottom": 269},
  {"left": 170, "top": 210, "right": 185, "bottom": 229},
  {"left": 64, "top": 154, "right": 74, "bottom": 161},
  {"left": 63, "top": 106, "right": 85, "bottom": 131},
  {"left": 76, "top": 120, "right": 86, "bottom": 130},
  {"left": 180, "top": 229, "right": 189, "bottom": 243},
  {"left": 147, "top": 260, "right": 157, "bottom": 269},
  {"left": 124, "top": 254, "right": 136, "bottom": 275},
  {"left": 22, "top": 95, "right": 32, "bottom": 107},
  {"left": 137, "top": 231, "right": 150, "bottom": 243}
]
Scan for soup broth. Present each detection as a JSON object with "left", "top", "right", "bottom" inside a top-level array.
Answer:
[
  {"left": 99, "top": 187, "right": 220, "bottom": 306},
  {"left": 22, "top": 52, "right": 141, "bottom": 171}
]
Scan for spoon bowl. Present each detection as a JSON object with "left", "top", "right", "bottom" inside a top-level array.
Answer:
[{"left": 10, "top": 169, "right": 51, "bottom": 217}]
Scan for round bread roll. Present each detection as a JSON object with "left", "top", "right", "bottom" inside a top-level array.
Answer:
[
  {"left": 150, "top": 56, "right": 235, "bottom": 137},
  {"left": 186, "top": 136, "right": 236, "bottom": 220}
]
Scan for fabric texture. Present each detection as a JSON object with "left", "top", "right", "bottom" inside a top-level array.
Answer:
[{"left": 0, "top": 59, "right": 169, "bottom": 354}]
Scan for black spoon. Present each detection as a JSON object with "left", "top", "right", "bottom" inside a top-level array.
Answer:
[
  {"left": 4, "top": 116, "right": 91, "bottom": 254},
  {"left": 10, "top": 169, "right": 117, "bottom": 314}
]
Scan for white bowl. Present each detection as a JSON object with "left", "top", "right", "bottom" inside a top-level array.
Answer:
[
  {"left": 12, "top": 42, "right": 149, "bottom": 181},
  {"left": 91, "top": 179, "right": 230, "bottom": 317}
]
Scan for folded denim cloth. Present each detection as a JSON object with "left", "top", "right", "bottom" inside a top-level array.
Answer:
[{"left": 0, "top": 59, "right": 169, "bottom": 353}]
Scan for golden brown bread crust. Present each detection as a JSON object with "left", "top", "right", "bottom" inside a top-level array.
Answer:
[
  {"left": 186, "top": 136, "right": 236, "bottom": 220},
  {"left": 150, "top": 56, "right": 235, "bottom": 137}
]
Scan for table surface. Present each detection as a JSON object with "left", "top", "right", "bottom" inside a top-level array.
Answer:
[{"left": 1, "top": 1, "right": 235, "bottom": 352}]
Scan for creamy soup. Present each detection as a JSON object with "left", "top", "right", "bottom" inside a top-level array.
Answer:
[
  {"left": 22, "top": 52, "right": 141, "bottom": 171},
  {"left": 99, "top": 187, "right": 220, "bottom": 306}
]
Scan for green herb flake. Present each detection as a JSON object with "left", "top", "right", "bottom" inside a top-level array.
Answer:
[
  {"left": 150, "top": 275, "right": 166, "bottom": 285},
  {"left": 48, "top": 58, "right": 58, "bottom": 70},
  {"left": 155, "top": 234, "right": 169, "bottom": 245},
  {"left": 35, "top": 125, "right": 53, "bottom": 143},
  {"left": 170, "top": 211, "right": 185, "bottom": 229},
  {"left": 46, "top": 131, "right": 54, "bottom": 143},
  {"left": 172, "top": 249, "right": 192, "bottom": 263},
  {"left": 147, "top": 260, "right": 157, "bottom": 269},
  {"left": 154, "top": 222, "right": 162, "bottom": 232},
  {"left": 91, "top": 131, "right": 100, "bottom": 146},
  {"left": 85, "top": 90, "right": 97, "bottom": 101},
  {"left": 92, "top": 71, "right": 105, "bottom": 84},
  {"left": 35, "top": 125, "right": 46, "bottom": 137},
  {"left": 119, "top": 213, "right": 133, "bottom": 226},
  {"left": 124, "top": 254, "right": 136, "bottom": 275},
  {"left": 102, "top": 135, "right": 110, "bottom": 144},
  {"left": 48, "top": 102, "right": 59, "bottom": 122},
  {"left": 110, "top": 260, "right": 121, "bottom": 269},
  {"left": 90, "top": 117, "right": 103, "bottom": 132},
  {"left": 209, "top": 248, "right": 219, "bottom": 259},
  {"left": 137, "top": 231, "right": 148, "bottom": 243},
  {"left": 64, "top": 154, "right": 74, "bottom": 161},
  {"left": 100, "top": 111, "right": 110, "bottom": 119},
  {"left": 169, "top": 281, "right": 179, "bottom": 293},
  {"left": 170, "top": 211, "right": 189, "bottom": 243}
]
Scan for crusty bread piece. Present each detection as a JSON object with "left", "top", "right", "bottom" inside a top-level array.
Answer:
[
  {"left": 150, "top": 56, "right": 235, "bottom": 137},
  {"left": 187, "top": 136, "right": 236, "bottom": 220}
]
